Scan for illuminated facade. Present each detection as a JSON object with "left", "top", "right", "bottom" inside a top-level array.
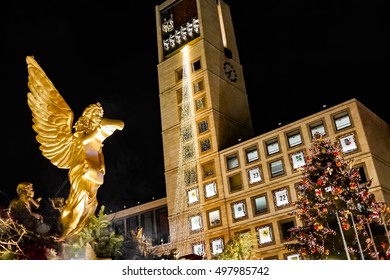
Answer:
[{"left": 107, "top": 0, "right": 390, "bottom": 260}]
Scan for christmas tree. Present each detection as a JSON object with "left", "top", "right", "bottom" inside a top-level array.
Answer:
[{"left": 285, "top": 133, "right": 390, "bottom": 260}]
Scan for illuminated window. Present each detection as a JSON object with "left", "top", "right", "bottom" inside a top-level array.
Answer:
[
  {"left": 333, "top": 111, "right": 352, "bottom": 130},
  {"left": 269, "top": 159, "right": 284, "bottom": 178},
  {"left": 192, "top": 243, "right": 205, "bottom": 257},
  {"left": 184, "top": 168, "right": 197, "bottom": 185},
  {"left": 187, "top": 187, "right": 199, "bottom": 205},
  {"left": 245, "top": 146, "right": 259, "bottom": 163},
  {"left": 190, "top": 214, "right": 202, "bottom": 232},
  {"left": 247, "top": 166, "right": 262, "bottom": 185},
  {"left": 204, "top": 181, "right": 217, "bottom": 198},
  {"left": 231, "top": 200, "right": 247, "bottom": 221},
  {"left": 226, "top": 154, "right": 239, "bottom": 170},
  {"left": 272, "top": 187, "right": 291, "bottom": 209},
  {"left": 308, "top": 120, "right": 326, "bottom": 138},
  {"left": 290, "top": 150, "right": 306, "bottom": 170},
  {"left": 200, "top": 138, "right": 211, "bottom": 152},
  {"left": 339, "top": 133, "right": 358, "bottom": 153},
  {"left": 207, "top": 208, "right": 222, "bottom": 228},
  {"left": 251, "top": 193, "right": 268, "bottom": 216},
  {"left": 286, "top": 129, "right": 303, "bottom": 148},
  {"left": 202, "top": 161, "right": 215, "bottom": 179},
  {"left": 198, "top": 119, "right": 208, "bottom": 134},
  {"left": 286, "top": 253, "right": 301, "bottom": 260},
  {"left": 195, "top": 96, "right": 206, "bottom": 111},
  {"left": 193, "top": 79, "right": 204, "bottom": 94},
  {"left": 265, "top": 138, "right": 280, "bottom": 156},
  {"left": 210, "top": 237, "right": 224, "bottom": 255},
  {"left": 256, "top": 224, "right": 274, "bottom": 246}
]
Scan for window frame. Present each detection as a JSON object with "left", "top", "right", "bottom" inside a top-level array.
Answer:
[
  {"left": 285, "top": 129, "right": 304, "bottom": 149},
  {"left": 247, "top": 165, "right": 263, "bottom": 186},
  {"left": 189, "top": 214, "right": 203, "bottom": 233},
  {"left": 268, "top": 158, "right": 285, "bottom": 178},
  {"left": 204, "top": 181, "right": 218, "bottom": 199},
  {"left": 278, "top": 218, "right": 296, "bottom": 242},
  {"left": 197, "top": 117, "right": 209, "bottom": 135},
  {"left": 256, "top": 223, "right": 275, "bottom": 247},
  {"left": 285, "top": 253, "right": 301, "bottom": 260},
  {"left": 192, "top": 242, "right": 205, "bottom": 257},
  {"left": 199, "top": 137, "right": 212, "bottom": 153},
  {"left": 307, "top": 119, "right": 327, "bottom": 139},
  {"left": 332, "top": 110, "right": 353, "bottom": 131},
  {"left": 175, "top": 67, "right": 183, "bottom": 82},
  {"left": 187, "top": 187, "right": 199, "bottom": 205},
  {"left": 201, "top": 160, "right": 215, "bottom": 179},
  {"left": 228, "top": 172, "right": 243, "bottom": 193},
  {"left": 245, "top": 145, "right": 259, "bottom": 163},
  {"left": 264, "top": 137, "right": 281, "bottom": 157},
  {"left": 193, "top": 78, "right": 204, "bottom": 94},
  {"left": 210, "top": 237, "right": 224, "bottom": 255},
  {"left": 272, "top": 186, "right": 291, "bottom": 209},
  {"left": 289, "top": 150, "right": 306, "bottom": 170},
  {"left": 226, "top": 153, "right": 240, "bottom": 171},
  {"left": 231, "top": 200, "right": 248, "bottom": 222},
  {"left": 195, "top": 95, "right": 207, "bottom": 112},
  {"left": 251, "top": 193, "right": 269, "bottom": 216},
  {"left": 191, "top": 57, "right": 202, "bottom": 72},
  {"left": 207, "top": 207, "right": 222, "bottom": 228},
  {"left": 338, "top": 132, "right": 359, "bottom": 154}
]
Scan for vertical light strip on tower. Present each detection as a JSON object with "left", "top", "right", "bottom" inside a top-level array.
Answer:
[
  {"left": 217, "top": 0, "right": 227, "bottom": 48},
  {"left": 169, "top": 46, "right": 205, "bottom": 258}
]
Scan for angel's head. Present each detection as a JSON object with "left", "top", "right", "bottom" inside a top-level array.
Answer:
[{"left": 74, "top": 102, "right": 104, "bottom": 134}]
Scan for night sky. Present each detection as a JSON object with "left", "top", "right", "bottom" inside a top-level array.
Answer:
[{"left": 1, "top": 1, "right": 389, "bottom": 213}]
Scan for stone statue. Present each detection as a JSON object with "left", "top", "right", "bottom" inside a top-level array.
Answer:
[
  {"left": 9, "top": 182, "right": 43, "bottom": 230},
  {"left": 26, "top": 56, "right": 124, "bottom": 240}
]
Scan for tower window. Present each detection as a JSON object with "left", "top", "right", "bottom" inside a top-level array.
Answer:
[
  {"left": 204, "top": 181, "right": 217, "bottom": 198},
  {"left": 200, "top": 138, "right": 211, "bottom": 152},
  {"left": 202, "top": 161, "right": 215, "bottom": 179},
  {"left": 195, "top": 97, "right": 206, "bottom": 111},
  {"left": 192, "top": 58, "right": 201, "bottom": 72},
  {"left": 198, "top": 119, "right": 208, "bottom": 134},
  {"left": 184, "top": 168, "right": 197, "bottom": 185},
  {"left": 175, "top": 67, "right": 183, "bottom": 82},
  {"left": 193, "top": 79, "right": 204, "bottom": 93}
]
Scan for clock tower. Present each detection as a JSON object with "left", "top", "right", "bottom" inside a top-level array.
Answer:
[{"left": 155, "top": 0, "right": 253, "bottom": 258}]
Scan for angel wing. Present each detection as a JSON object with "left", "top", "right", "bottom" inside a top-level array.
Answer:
[{"left": 26, "top": 56, "right": 76, "bottom": 169}]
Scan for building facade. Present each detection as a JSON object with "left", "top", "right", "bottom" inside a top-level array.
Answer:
[{"left": 107, "top": 0, "right": 390, "bottom": 260}]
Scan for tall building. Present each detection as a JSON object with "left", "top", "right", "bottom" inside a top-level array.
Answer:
[{"left": 107, "top": 0, "right": 390, "bottom": 260}]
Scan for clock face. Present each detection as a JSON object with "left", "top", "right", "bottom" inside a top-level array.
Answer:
[{"left": 223, "top": 61, "right": 238, "bottom": 83}]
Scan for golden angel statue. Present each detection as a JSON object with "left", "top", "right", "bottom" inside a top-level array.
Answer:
[{"left": 26, "top": 56, "right": 124, "bottom": 240}]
